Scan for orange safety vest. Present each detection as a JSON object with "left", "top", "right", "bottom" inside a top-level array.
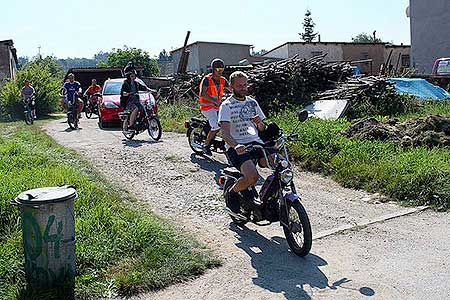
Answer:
[{"left": 199, "top": 74, "right": 225, "bottom": 111}]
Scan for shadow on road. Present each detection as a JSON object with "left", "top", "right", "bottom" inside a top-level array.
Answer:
[
  {"left": 122, "top": 138, "right": 159, "bottom": 148},
  {"left": 190, "top": 153, "right": 265, "bottom": 185},
  {"left": 190, "top": 153, "right": 228, "bottom": 183},
  {"left": 230, "top": 224, "right": 375, "bottom": 300},
  {"left": 62, "top": 127, "right": 83, "bottom": 132}
]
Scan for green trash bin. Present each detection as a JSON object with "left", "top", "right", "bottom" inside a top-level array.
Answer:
[{"left": 13, "top": 185, "right": 77, "bottom": 288}]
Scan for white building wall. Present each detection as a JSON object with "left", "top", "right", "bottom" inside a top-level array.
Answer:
[{"left": 287, "top": 43, "right": 344, "bottom": 61}]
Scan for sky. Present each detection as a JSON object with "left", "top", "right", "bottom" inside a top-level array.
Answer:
[{"left": 1, "top": 0, "right": 411, "bottom": 59}]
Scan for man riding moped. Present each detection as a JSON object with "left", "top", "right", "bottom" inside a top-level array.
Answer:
[
  {"left": 218, "top": 71, "right": 273, "bottom": 216},
  {"left": 120, "top": 71, "right": 151, "bottom": 130},
  {"left": 199, "top": 58, "right": 231, "bottom": 156}
]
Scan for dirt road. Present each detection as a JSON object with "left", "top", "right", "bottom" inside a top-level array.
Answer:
[{"left": 44, "top": 118, "right": 450, "bottom": 300}]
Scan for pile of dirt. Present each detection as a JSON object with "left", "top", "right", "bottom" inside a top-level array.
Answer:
[{"left": 342, "top": 115, "right": 450, "bottom": 149}]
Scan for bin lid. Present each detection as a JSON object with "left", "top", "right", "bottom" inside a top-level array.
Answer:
[{"left": 14, "top": 186, "right": 77, "bottom": 206}]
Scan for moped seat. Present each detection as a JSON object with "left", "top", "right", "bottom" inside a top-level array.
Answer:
[{"left": 191, "top": 117, "right": 207, "bottom": 124}]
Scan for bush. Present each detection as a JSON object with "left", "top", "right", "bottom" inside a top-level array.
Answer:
[{"left": 0, "top": 63, "right": 61, "bottom": 119}]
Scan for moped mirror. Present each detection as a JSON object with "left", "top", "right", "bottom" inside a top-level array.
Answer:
[{"left": 297, "top": 110, "right": 309, "bottom": 122}]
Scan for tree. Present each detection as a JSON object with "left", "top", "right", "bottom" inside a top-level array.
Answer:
[
  {"left": 21, "top": 56, "right": 64, "bottom": 79},
  {"left": 299, "top": 10, "right": 318, "bottom": 42},
  {"left": 105, "top": 46, "right": 160, "bottom": 77},
  {"left": 352, "top": 32, "right": 383, "bottom": 43}
]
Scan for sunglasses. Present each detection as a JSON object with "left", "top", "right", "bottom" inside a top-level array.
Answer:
[{"left": 215, "top": 67, "right": 224, "bottom": 72}]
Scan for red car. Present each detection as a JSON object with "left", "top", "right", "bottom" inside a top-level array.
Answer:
[{"left": 98, "top": 78, "right": 155, "bottom": 128}]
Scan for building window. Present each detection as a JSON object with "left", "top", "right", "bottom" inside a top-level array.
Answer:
[
  {"left": 401, "top": 55, "right": 410, "bottom": 67},
  {"left": 311, "top": 51, "right": 323, "bottom": 57}
]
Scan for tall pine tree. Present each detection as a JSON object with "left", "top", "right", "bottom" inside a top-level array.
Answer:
[{"left": 299, "top": 10, "right": 318, "bottom": 42}]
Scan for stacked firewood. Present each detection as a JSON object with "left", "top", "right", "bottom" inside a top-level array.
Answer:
[
  {"left": 246, "top": 54, "right": 354, "bottom": 111},
  {"left": 162, "top": 54, "right": 354, "bottom": 108},
  {"left": 315, "top": 76, "right": 414, "bottom": 119},
  {"left": 314, "top": 76, "right": 395, "bottom": 101},
  {"left": 159, "top": 73, "right": 202, "bottom": 103}
]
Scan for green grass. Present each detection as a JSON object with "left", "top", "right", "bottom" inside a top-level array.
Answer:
[
  {"left": 271, "top": 102, "right": 450, "bottom": 210},
  {"left": 0, "top": 121, "right": 219, "bottom": 300},
  {"left": 158, "top": 101, "right": 200, "bottom": 133}
]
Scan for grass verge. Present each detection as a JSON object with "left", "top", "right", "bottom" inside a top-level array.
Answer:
[
  {"left": 158, "top": 101, "right": 200, "bottom": 133},
  {"left": 272, "top": 103, "right": 450, "bottom": 210},
  {"left": 0, "top": 120, "right": 219, "bottom": 300}
]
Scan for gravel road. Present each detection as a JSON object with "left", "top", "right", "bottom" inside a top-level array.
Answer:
[{"left": 44, "top": 118, "right": 450, "bottom": 300}]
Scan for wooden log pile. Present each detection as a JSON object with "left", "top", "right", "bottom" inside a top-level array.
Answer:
[
  {"left": 315, "top": 76, "right": 414, "bottom": 119},
  {"left": 314, "top": 76, "right": 395, "bottom": 101},
  {"left": 247, "top": 54, "right": 354, "bottom": 112},
  {"left": 163, "top": 54, "right": 353, "bottom": 109}
]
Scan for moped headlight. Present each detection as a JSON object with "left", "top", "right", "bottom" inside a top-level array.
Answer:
[{"left": 280, "top": 169, "right": 293, "bottom": 184}]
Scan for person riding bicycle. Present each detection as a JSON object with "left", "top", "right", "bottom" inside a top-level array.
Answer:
[
  {"left": 21, "top": 79, "right": 36, "bottom": 119},
  {"left": 218, "top": 71, "right": 270, "bottom": 215},
  {"left": 84, "top": 79, "right": 102, "bottom": 98},
  {"left": 83, "top": 78, "right": 102, "bottom": 106},
  {"left": 62, "top": 73, "right": 84, "bottom": 118},
  {"left": 199, "top": 58, "right": 231, "bottom": 156},
  {"left": 120, "top": 71, "right": 150, "bottom": 130}
]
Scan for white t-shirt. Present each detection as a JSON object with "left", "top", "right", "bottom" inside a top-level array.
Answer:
[{"left": 218, "top": 96, "right": 266, "bottom": 145}]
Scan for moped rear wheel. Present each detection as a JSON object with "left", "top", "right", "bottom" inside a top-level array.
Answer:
[
  {"left": 283, "top": 200, "right": 312, "bottom": 257},
  {"left": 223, "top": 178, "right": 249, "bottom": 225},
  {"left": 187, "top": 127, "right": 207, "bottom": 155}
]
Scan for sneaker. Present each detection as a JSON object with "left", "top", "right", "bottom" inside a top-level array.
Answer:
[
  {"left": 225, "top": 190, "right": 241, "bottom": 214},
  {"left": 202, "top": 144, "right": 213, "bottom": 156}
]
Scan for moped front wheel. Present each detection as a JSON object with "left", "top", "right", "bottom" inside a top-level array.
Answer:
[
  {"left": 147, "top": 117, "right": 162, "bottom": 141},
  {"left": 68, "top": 113, "right": 77, "bottom": 129},
  {"left": 283, "top": 200, "right": 312, "bottom": 257},
  {"left": 25, "top": 110, "right": 33, "bottom": 125},
  {"left": 122, "top": 117, "right": 135, "bottom": 140},
  {"left": 85, "top": 104, "right": 93, "bottom": 119}
]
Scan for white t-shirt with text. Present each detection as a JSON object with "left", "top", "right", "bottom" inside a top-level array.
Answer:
[{"left": 218, "top": 96, "right": 266, "bottom": 145}]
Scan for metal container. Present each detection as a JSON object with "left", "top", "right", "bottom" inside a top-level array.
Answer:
[{"left": 13, "top": 185, "right": 77, "bottom": 288}]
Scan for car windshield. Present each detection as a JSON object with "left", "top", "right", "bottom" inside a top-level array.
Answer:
[
  {"left": 103, "top": 79, "right": 148, "bottom": 95},
  {"left": 437, "top": 60, "right": 450, "bottom": 74},
  {"left": 103, "top": 82, "right": 123, "bottom": 95}
]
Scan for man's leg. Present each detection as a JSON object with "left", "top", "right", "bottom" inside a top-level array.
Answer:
[
  {"left": 226, "top": 159, "right": 259, "bottom": 214},
  {"left": 77, "top": 99, "right": 84, "bottom": 116},
  {"left": 202, "top": 109, "right": 220, "bottom": 155},
  {"left": 205, "top": 129, "right": 219, "bottom": 147},
  {"left": 232, "top": 160, "right": 259, "bottom": 192}
]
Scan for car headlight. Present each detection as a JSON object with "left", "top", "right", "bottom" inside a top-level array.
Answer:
[
  {"left": 280, "top": 169, "right": 293, "bottom": 184},
  {"left": 104, "top": 102, "right": 119, "bottom": 108}
]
